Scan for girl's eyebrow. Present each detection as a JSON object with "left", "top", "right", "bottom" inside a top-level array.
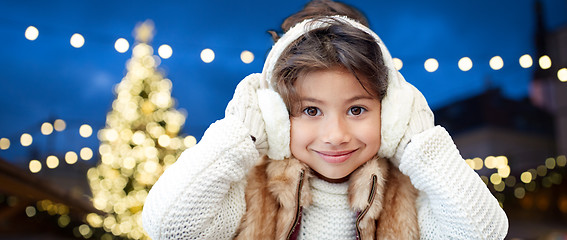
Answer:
[{"left": 300, "top": 95, "right": 375, "bottom": 104}]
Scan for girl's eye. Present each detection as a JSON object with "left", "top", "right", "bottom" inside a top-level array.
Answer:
[
  {"left": 303, "top": 107, "right": 320, "bottom": 116},
  {"left": 349, "top": 106, "right": 366, "bottom": 116}
]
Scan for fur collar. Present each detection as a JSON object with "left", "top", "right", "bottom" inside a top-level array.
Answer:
[{"left": 235, "top": 156, "right": 419, "bottom": 240}]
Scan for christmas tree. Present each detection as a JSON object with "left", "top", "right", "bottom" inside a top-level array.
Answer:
[{"left": 87, "top": 20, "right": 195, "bottom": 239}]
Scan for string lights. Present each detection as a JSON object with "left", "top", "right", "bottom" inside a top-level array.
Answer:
[{"left": 20, "top": 25, "right": 567, "bottom": 80}]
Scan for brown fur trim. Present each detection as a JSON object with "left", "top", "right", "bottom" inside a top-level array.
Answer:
[
  {"left": 266, "top": 157, "right": 312, "bottom": 240},
  {"left": 348, "top": 157, "right": 390, "bottom": 240},
  {"left": 234, "top": 157, "right": 278, "bottom": 240},
  {"left": 376, "top": 166, "right": 419, "bottom": 240}
]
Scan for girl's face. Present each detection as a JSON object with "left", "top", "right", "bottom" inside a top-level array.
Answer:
[{"left": 290, "top": 67, "right": 382, "bottom": 182}]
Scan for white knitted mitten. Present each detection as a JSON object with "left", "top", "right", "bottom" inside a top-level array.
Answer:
[
  {"left": 225, "top": 73, "right": 269, "bottom": 155},
  {"left": 391, "top": 85, "right": 434, "bottom": 167}
]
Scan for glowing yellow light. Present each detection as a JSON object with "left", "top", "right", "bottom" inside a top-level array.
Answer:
[
  {"left": 132, "top": 131, "right": 145, "bottom": 145},
  {"left": 158, "top": 44, "right": 173, "bottom": 59},
  {"left": 240, "top": 50, "right": 254, "bottom": 64},
  {"left": 424, "top": 58, "right": 438, "bottom": 72},
  {"left": 495, "top": 156, "right": 508, "bottom": 169},
  {"left": 80, "top": 124, "right": 93, "bottom": 138},
  {"left": 458, "top": 57, "right": 473, "bottom": 71},
  {"left": 29, "top": 160, "right": 42, "bottom": 173},
  {"left": 0, "top": 138, "right": 10, "bottom": 150},
  {"left": 494, "top": 182, "right": 505, "bottom": 192},
  {"left": 79, "top": 224, "right": 91, "bottom": 236},
  {"left": 393, "top": 58, "right": 403, "bottom": 71},
  {"left": 489, "top": 56, "right": 504, "bottom": 70},
  {"left": 545, "top": 157, "right": 556, "bottom": 169},
  {"left": 490, "top": 173, "right": 502, "bottom": 185},
  {"left": 105, "top": 129, "right": 119, "bottom": 142},
  {"left": 520, "top": 171, "right": 532, "bottom": 183},
  {"left": 497, "top": 165, "right": 510, "bottom": 178},
  {"left": 158, "top": 135, "right": 171, "bottom": 147},
  {"left": 70, "top": 33, "right": 85, "bottom": 48},
  {"left": 65, "top": 151, "right": 78, "bottom": 164},
  {"left": 557, "top": 155, "right": 566, "bottom": 167},
  {"left": 465, "top": 159, "right": 474, "bottom": 169},
  {"left": 80, "top": 147, "right": 93, "bottom": 160},
  {"left": 25, "top": 26, "right": 39, "bottom": 41},
  {"left": 25, "top": 206, "right": 36, "bottom": 217},
  {"left": 537, "top": 165, "right": 548, "bottom": 177},
  {"left": 519, "top": 54, "right": 533, "bottom": 68},
  {"left": 87, "top": 213, "right": 103, "bottom": 228},
  {"left": 484, "top": 156, "right": 496, "bottom": 169},
  {"left": 200, "top": 48, "right": 215, "bottom": 63},
  {"left": 539, "top": 55, "right": 552, "bottom": 69},
  {"left": 514, "top": 187, "right": 525, "bottom": 199},
  {"left": 114, "top": 38, "right": 130, "bottom": 53},
  {"left": 184, "top": 135, "right": 197, "bottom": 147},
  {"left": 472, "top": 157, "right": 483, "bottom": 170},
  {"left": 20, "top": 133, "right": 33, "bottom": 146},
  {"left": 558, "top": 68, "right": 567, "bottom": 82},
  {"left": 54, "top": 119, "right": 66, "bottom": 131},
  {"left": 58, "top": 215, "right": 71, "bottom": 228},
  {"left": 41, "top": 122, "right": 54, "bottom": 135},
  {"left": 46, "top": 155, "right": 59, "bottom": 169}
]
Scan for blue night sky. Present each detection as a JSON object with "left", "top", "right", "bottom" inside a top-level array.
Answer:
[{"left": 1, "top": 0, "right": 566, "bottom": 165}]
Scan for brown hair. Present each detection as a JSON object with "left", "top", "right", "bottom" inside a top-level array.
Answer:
[{"left": 271, "top": 0, "right": 388, "bottom": 115}]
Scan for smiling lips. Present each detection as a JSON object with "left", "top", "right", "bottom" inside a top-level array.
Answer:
[{"left": 315, "top": 150, "right": 357, "bottom": 164}]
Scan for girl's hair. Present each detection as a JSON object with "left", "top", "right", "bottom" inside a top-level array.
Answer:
[{"left": 271, "top": 0, "right": 388, "bottom": 115}]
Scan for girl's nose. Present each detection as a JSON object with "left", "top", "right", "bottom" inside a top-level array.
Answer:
[{"left": 322, "top": 116, "right": 351, "bottom": 145}]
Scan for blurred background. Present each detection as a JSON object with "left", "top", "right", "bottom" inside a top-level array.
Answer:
[{"left": 0, "top": 0, "right": 566, "bottom": 239}]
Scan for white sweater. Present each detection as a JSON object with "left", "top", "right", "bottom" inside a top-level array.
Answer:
[{"left": 142, "top": 117, "right": 508, "bottom": 239}]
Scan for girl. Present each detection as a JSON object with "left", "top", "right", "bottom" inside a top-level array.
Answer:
[{"left": 142, "top": 0, "right": 509, "bottom": 239}]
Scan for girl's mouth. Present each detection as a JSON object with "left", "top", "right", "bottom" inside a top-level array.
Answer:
[{"left": 315, "top": 150, "right": 357, "bottom": 164}]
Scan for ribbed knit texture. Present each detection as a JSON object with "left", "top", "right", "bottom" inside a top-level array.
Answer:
[
  {"left": 142, "top": 117, "right": 258, "bottom": 239},
  {"left": 399, "top": 126, "right": 509, "bottom": 239},
  {"left": 298, "top": 178, "right": 357, "bottom": 240}
]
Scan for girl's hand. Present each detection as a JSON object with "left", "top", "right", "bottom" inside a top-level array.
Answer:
[
  {"left": 225, "top": 73, "right": 269, "bottom": 155},
  {"left": 391, "top": 86, "right": 434, "bottom": 167}
]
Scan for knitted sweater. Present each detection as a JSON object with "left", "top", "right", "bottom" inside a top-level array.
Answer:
[
  {"left": 142, "top": 118, "right": 509, "bottom": 239},
  {"left": 298, "top": 178, "right": 357, "bottom": 239}
]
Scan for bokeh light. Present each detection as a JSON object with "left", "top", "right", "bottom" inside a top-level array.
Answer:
[
  {"left": 65, "top": 151, "right": 78, "bottom": 164},
  {"left": 0, "top": 138, "right": 10, "bottom": 150},
  {"left": 458, "top": 57, "right": 473, "bottom": 71},
  {"left": 80, "top": 124, "right": 93, "bottom": 138},
  {"left": 489, "top": 56, "right": 504, "bottom": 70},
  {"left": 41, "top": 122, "right": 54, "bottom": 135},
  {"left": 200, "top": 48, "right": 215, "bottom": 63},
  {"left": 25, "top": 26, "right": 39, "bottom": 41},
  {"left": 80, "top": 147, "right": 93, "bottom": 160},
  {"left": 240, "top": 50, "right": 254, "bottom": 64},
  {"left": 393, "top": 58, "right": 403, "bottom": 71},
  {"left": 46, "top": 155, "right": 59, "bottom": 169},
  {"left": 20, "top": 133, "right": 33, "bottom": 146},
  {"left": 424, "top": 58, "right": 439, "bottom": 72},
  {"left": 539, "top": 55, "right": 552, "bottom": 69},
  {"left": 115, "top": 38, "right": 130, "bottom": 53},
  {"left": 70, "top": 33, "right": 85, "bottom": 48},
  {"left": 54, "top": 119, "right": 66, "bottom": 131},
  {"left": 29, "top": 160, "right": 41, "bottom": 173},
  {"left": 158, "top": 44, "right": 173, "bottom": 59},
  {"left": 519, "top": 54, "right": 533, "bottom": 68},
  {"left": 558, "top": 68, "right": 567, "bottom": 82}
]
